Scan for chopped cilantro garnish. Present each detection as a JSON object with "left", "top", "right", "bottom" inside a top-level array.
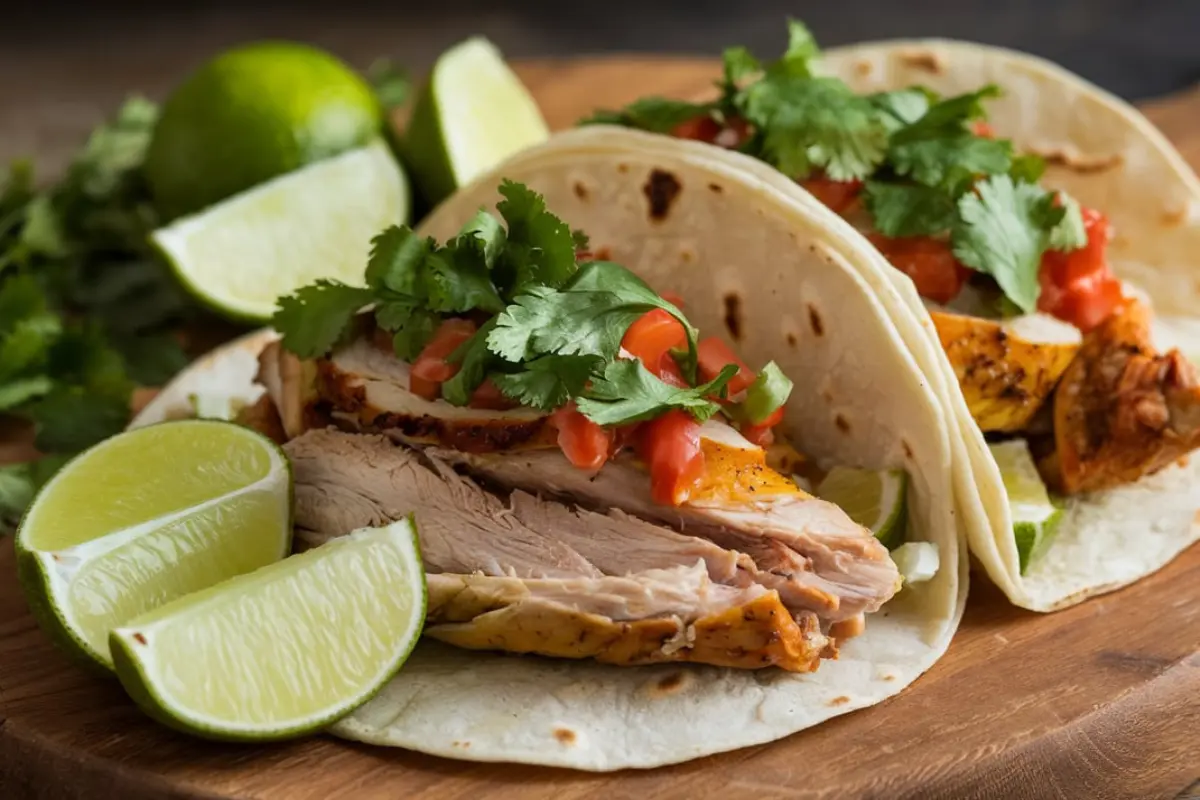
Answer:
[
  {"left": 491, "top": 354, "right": 603, "bottom": 411},
  {"left": 739, "top": 361, "right": 794, "bottom": 424},
  {"left": 575, "top": 361, "right": 738, "bottom": 426},
  {"left": 951, "top": 175, "right": 1068, "bottom": 313},
  {"left": 863, "top": 182, "right": 959, "bottom": 238}
]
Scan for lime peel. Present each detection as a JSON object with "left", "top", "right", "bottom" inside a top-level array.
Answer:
[
  {"left": 816, "top": 466, "right": 908, "bottom": 548},
  {"left": 110, "top": 518, "right": 427, "bottom": 742}
]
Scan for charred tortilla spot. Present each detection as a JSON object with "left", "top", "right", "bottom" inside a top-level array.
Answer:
[
  {"left": 902, "top": 439, "right": 914, "bottom": 460},
  {"left": 655, "top": 672, "right": 687, "bottom": 694},
  {"left": 808, "top": 304, "right": 824, "bottom": 337},
  {"left": 573, "top": 181, "right": 589, "bottom": 200},
  {"left": 617, "top": 163, "right": 629, "bottom": 174},
  {"left": 708, "top": 182, "right": 724, "bottom": 193},
  {"left": 644, "top": 169, "right": 682, "bottom": 221},
  {"left": 829, "top": 695, "right": 851, "bottom": 706},
  {"left": 593, "top": 246, "right": 612, "bottom": 260},
  {"left": 835, "top": 414, "right": 851, "bottom": 434},
  {"left": 1162, "top": 206, "right": 1189, "bottom": 227},
  {"left": 1032, "top": 148, "right": 1123, "bottom": 174},
  {"left": 786, "top": 331, "right": 798, "bottom": 348},
  {"left": 723, "top": 292, "right": 744, "bottom": 341},
  {"left": 853, "top": 59, "right": 872, "bottom": 77},
  {"left": 899, "top": 49, "right": 945, "bottom": 73},
  {"left": 554, "top": 728, "right": 577, "bottom": 745}
]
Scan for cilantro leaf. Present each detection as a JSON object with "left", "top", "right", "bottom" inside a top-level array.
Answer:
[
  {"left": 110, "top": 333, "right": 188, "bottom": 386},
  {"left": 580, "top": 98, "right": 712, "bottom": 133},
  {"left": 0, "top": 463, "right": 35, "bottom": 530},
  {"left": 576, "top": 361, "right": 738, "bottom": 426},
  {"left": 951, "top": 175, "right": 1064, "bottom": 313},
  {"left": 440, "top": 319, "right": 501, "bottom": 406},
  {"left": 29, "top": 386, "right": 130, "bottom": 453},
  {"left": 272, "top": 281, "right": 374, "bottom": 359},
  {"left": 889, "top": 135, "right": 1012, "bottom": 190},
  {"left": 738, "top": 77, "right": 889, "bottom": 180},
  {"left": 740, "top": 361, "right": 793, "bottom": 423},
  {"left": 0, "top": 314, "right": 62, "bottom": 383},
  {"left": 365, "top": 226, "right": 431, "bottom": 295},
  {"left": 492, "top": 354, "right": 603, "bottom": 411},
  {"left": 459, "top": 210, "right": 507, "bottom": 270},
  {"left": 1048, "top": 193, "right": 1088, "bottom": 252},
  {"left": 721, "top": 47, "right": 762, "bottom": 90},
  {"left": 0, "top": 376, "right": 53, "bottom": 411},
  {"left": 1009, "top": 153, "right": 1047, "bottom": 184},
  {"left": 366, "top": 59, "right": 411, "bottom": 110},
  {"left": 774, "top": 18, "right": 821, "bottom": 77},
  {"left": 488, "top": 286, "right": 645, "bottom": 363},
  {"left": 863, "top": 181, "right": 961, "bottom": 238},
  {"left": 425, "top": 246, "right": 504, "bottom": 315},
  {"left": 495, "top": 180, "right": 579, "bottom": 294},
  {"left": 389, "top": 307, "right": 440, "bottom": 361},
  {"left": 892, "top": 87, "right": 1001, "bottom": 141},
  {"left": 571, "top": 228, "right": 590, "bottom": 251},
  {"left": 870, "top": 89, "right": 935, "bottom": 132}
]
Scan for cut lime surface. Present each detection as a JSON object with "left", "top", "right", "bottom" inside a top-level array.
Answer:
[
  {"left": 816, "top": 466, "right": 908, "bottom": 548},
  {"left": 145, "top": 41, "right": 383, "bottom": 218},
  {"left": 111, "top": 519, "right": 426, "bottom": 742},
  {"left": 16, "top": 421, "right": 292, "bottom": 670},
  {"left": 151, "top": 140, "right": 408, "bottom": 322},
  {"left": 403, "top": 37, "right": 549, "bottom": 205},
  {"left": 891, "top": 542, "right": 940, "bottom": 586},
  {"left": 989, "top": 439, "right": 1064, "bottom": 573}
]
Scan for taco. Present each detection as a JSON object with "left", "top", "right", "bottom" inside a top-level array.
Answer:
[
  {"left": 586, "top": 22, "right": 1200, "bottom": 611},
  {"left": 134, "top": 132, "right": 965, "bottom": 770}
]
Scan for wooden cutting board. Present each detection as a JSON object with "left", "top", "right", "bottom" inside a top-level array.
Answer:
[{"left": 2, "top": 58, "right": 1199, "bottom": 800}]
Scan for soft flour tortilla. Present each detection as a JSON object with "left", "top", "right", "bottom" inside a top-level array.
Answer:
[
  {"left": 817, "top": 40, "right": 1200, "bottom": 610},
  {"left": 132, "top": 127, "right": 967, "bottom": 770}
]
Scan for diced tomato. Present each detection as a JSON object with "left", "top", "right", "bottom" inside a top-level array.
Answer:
[
  {"left": 868, "top": 234, "right": 971, "bottom": 305},
  {"left": 656, "top": 353, "right": 691, "bottom": 388},
  {"left": 697, "top": 337, "right": 756, "bottom": 396},
  {"left": 669, "top": 115, "right": 751, "bottom": 149},
  {"left": 1037, "top": 208, "right": 1124, "bottom": 331},
  {"left": 552, "top": 402, "right": 614, "bottom": 471},
  {"left": 799, "top": 174, "right": 863, "bottom": 215},
  {"left": 468, "top": 377, "right": 518, "bottom": 410},
  {"left": 741, "top": 406, "right": 785, "bottom": 447},
  {"left": 637, "top": 410, "right": 706, "bottom": 506},
  {"left": 659, "top": 291, "right": 686, "bottom": 309},
  {"left": 971, "top": 120, "right": 995, "bottom": 138},
  {"left": 409, "top": 318, "right": 477, "bottom": 400},
  {"left": 622, "top": 308, "right": 689, "bottom": 382}
]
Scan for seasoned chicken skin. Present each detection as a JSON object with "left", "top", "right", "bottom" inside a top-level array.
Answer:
[
  {"left": 1053, "top": 299, "right": 1200, "bottom": 494},
  {"left": 932, "top": 311, "right": 1078, "bottom": 433}
]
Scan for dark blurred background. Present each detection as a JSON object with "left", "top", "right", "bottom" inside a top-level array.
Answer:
[{"left": 3, "top": 0, "right": 1199, "bottom": 167}]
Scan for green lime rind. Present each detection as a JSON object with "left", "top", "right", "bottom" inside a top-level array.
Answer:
[
  {"left": 110, "top": 519, "right": 427, "bottom": 743},
  {"left": 988, "top": 439, "right": 1063, "bottom": 574},
  {"left": 145, "top": 41, "right": 383, "bottom": 219},
  {"left": 15, "top": 420, "right": 293, "bottom": 671},
  {"left": 816, "top": 466, "right": 909, "bottom": 549},
  {"left": 150, "top": 139, "right": 409, "bottom": 323}
]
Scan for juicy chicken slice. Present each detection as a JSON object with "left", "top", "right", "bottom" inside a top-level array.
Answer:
[
  {"left": 426, "top": 567, "right": 826, "bottom": 671},
  {"left": 932, "top": 310, "right": 1078, "bottom": 433},
  {"left": 419, "top": 442, "right": 900, "bottom": 622},
  {"left": 285, "top": 429, "right": 828, "bottom": 671},
  {"left": 1053, "top": 299, "right": 1200, "bottom": 493}
]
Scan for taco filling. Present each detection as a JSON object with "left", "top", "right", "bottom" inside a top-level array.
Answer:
[
  {"left": 587, "top": 22, "right": 1200, "bottom": 504},
  {"left": 252, "top": 180, "right": 906, "bottom": 672}
]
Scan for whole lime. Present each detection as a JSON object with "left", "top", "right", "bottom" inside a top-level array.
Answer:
[{"left": 145, "top": 41, "right": 383, "bottom": 219}]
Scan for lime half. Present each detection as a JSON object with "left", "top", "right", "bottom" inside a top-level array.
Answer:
[
  {"left": 989, "top": 439, "right": 1064, "bottom": 573},
  {"left": 151, "top": 139, "right": 409, "bottom": 322},
  {"left": 16, "top": 421, "right": 292, "bottom": 670},
  {"left": 110, "top": 519, "right": 426, "bottom": 742},
  {"left": 816, "top": 466, "right": 908, "bottom": 549},
  {"left": 403, "top": 37, "right": 549, "bottom": 205}
]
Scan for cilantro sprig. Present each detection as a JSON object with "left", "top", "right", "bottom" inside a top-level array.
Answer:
[
  {"left": 582, "top": 19, "right": 1092, "bottom": 314},
  {"left": 272, "top": 182, "right": 763, "bottom": 428}
]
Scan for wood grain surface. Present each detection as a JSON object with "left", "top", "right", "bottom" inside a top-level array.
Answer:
[{"left": 2, "top": 58, "right": 1199, "bottom": 800}]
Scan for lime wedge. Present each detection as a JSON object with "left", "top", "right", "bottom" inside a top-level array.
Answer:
[
  {"left": 816, "top": 466, "right": 908, "bottom": 548},
  {"left": 891, "top": 542, "right": 940, "bottom": 586},
  {"left": 988, "top": 439, "right": 1064, "bottom": 573},
  {"left": 110, "top": 519, "right": 426, "bottom": 742},
  {"left": 15, "top": 421, "right": 291, "bottom": 670},
  {"left": 402, "top": 37, "right": 549, "bottom": 205},
  {"left": 151, "top": 139, "right": 409, "bottom": 322}
]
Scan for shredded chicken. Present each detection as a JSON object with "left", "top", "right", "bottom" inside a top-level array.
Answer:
[{"left": 1053, "top": 299, "right": 1200, "bottom": 493}]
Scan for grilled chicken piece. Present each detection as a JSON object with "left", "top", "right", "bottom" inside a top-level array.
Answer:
[
  {"left": 234, "top": 394, "right": 288, "bottom": 444},
  {"left": 426, "top": 567, "right": 826, "bottom": 672},
  {"left": 419, "top": 441, "right": 900, "bottom": 622},
  {"left": 931, "top": 311, "right": 1078, "bottom": 433},
  {"left": 317, "top": 337, "right": 554, "bottom": 452},
  {"left": 1053, "top": 299, "right": 1200, "bottom": 493},
  {"left": 285, "top": 429, "right": 827, "bottom": 671}
]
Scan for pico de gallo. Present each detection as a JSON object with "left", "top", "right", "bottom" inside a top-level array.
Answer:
[{"left": 275, "top": 180, "right": 794, "bottom": 508}]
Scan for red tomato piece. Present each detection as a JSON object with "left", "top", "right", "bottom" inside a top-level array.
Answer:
[
  {"left": 622, "top": 309, "right": 689, "bottom": 379},
  {"left": 799, "top": 174, "right": 863, "bottom": 215},
  {"left": 868, "top": 234, "right": 971, "bottom": 305},
  {"left": 468, "top": 377, "right": 518, "bottom": 410},
  {"left": 1037, "top": 208, "right": 1123, "bottom": 331},
  {"left": 741, "top": 406, "right": 785, "bottom": 447},
  {"left": 669, "top": 115, "right": 751, "bottom": 148},
  {"left": 697, "top": 337, "right": 756, "bottom": 396},
  {"left": 409, "top": 318, "right": 477, "bottom": 400},
  {"left": 971, "top": 120, "right": 995, "bottom": 138},
  {"left": 637, "top": 410, "right": 706, "bottom": 506},
  {"left": 659, "top": 291, "right": 686, "bottom": 309},
  {"left": 552, "top": 402, "right": 613, "bottom": 471}
]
